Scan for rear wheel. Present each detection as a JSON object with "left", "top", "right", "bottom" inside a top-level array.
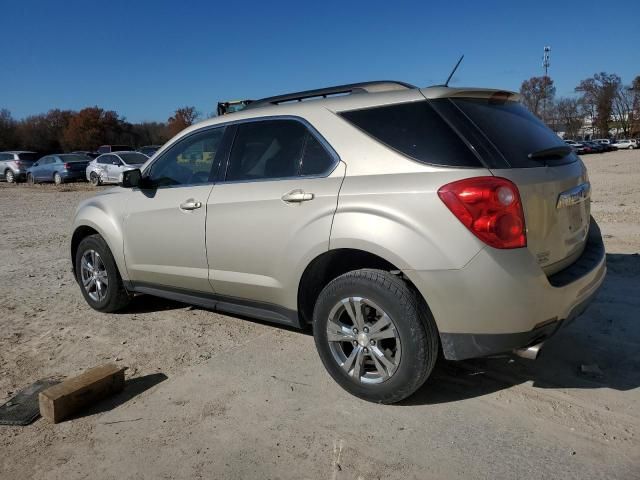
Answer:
[
  {"left": 312, "top": 269, "right": 438, "bottom": 404},
  {"left": 75, "top": 234, "right": 131, "bottom": 312},
  {"left": 5, "top": 170, "right": 15, "bottom": 183},
  {"left": 629, "top": 145, "right": 634, "bottom": 150},
  {"left": 54, "top": 172, "right": 63, "bottom": 185},
  {"left": 90, "top": 172, "right": 101, "bottom": 186}
]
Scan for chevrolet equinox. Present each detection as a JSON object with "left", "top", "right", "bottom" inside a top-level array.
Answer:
[{"left": 71, "top": 81, "right": 606, "bottom": 403}]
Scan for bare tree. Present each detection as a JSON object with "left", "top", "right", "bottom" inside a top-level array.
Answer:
[
  {"left": 612, "top": 84, "right": 635, "bottom": 137},
  {"left": 167, "top": 107, "right": 200, "bottom": 137},
  {"left": 519, "top": 76, "right": 556, "bottom": 120},
  {"left": 0, "top": 109, "right": 19, "bottom": 150},
  {"left": 555, "top": 98, "right": 583, "bottom": 139},
  {"left": 575, "top": 73, "right": 621, "bottom": 137}
]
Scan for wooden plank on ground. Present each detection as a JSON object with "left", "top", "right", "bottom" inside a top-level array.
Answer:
[{"left": 39, "top": 363, "right": 125, "bottom": 423}]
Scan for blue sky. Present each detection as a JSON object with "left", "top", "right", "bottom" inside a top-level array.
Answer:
[{"left": 2, "top": 0, "right": 638, "bottom": 123}]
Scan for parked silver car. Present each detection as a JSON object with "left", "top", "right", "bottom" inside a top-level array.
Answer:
[
  {"left": 86, "top": 151, "right": 149, "bottom": 185},
  {"left": 0, "top": 151, "right": 41, "bottom": 183},
  {"left": 71, "top": 81, "right": 606, "bottom": 403}
]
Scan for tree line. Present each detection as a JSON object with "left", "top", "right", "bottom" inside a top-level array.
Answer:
[
  {"left": 0, "top": 105, "right": 200, "bottom": 153},
  {"left": 520, "top": 73, "right": 640, "bottom": 139}
]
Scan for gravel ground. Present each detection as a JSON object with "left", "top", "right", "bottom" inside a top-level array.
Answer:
[{"left": 1, "top": 150, "right": 639, "bottom": 479}]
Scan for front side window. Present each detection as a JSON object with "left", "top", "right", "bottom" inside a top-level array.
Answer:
[
  {"left": 148, "top": 127, "right": 225, "bottom": 187},
  {"left": 226, "top": 119, "right": 335, "bottom": 181}
]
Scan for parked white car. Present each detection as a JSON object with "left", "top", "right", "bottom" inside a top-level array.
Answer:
[
  {"left": 86, "top": 151, "right": 149, "bottom": 185},
  {"left": 612, "top": 139, "right": 637, "bottom": 150}
]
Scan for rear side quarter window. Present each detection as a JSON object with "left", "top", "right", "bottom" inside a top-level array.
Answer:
[{"left": 339, "top": 101, "right": 482, "bottom": 168}]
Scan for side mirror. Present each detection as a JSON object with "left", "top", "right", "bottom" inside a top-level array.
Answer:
[
  {"left": 33, "top": 162, "right": 39, "bottom": 167},
  {"left": 119, "top": 169, "right": 142, "bottom": 188}
]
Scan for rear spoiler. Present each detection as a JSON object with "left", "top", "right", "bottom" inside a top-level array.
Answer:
[{"left": 422, "top": 87, "right": 521, "bottom": 102}]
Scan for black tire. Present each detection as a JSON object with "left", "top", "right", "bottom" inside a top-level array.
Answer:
[
  {"left": 90, "top": 172, "right": 101, "bottom": 186},
  {"left": 27, "top": 173, "right": 35, "bottom": 185},
  {"left": 5, "top": 170, "right": 15, "bottom": 183},
  {"left": 312, "top": 269, "right": 439, "bottom": 404},
  {"left": 54, "top": 172, "right": 63, "bottom": 185},
  {"left": 75, "top": 234, "right": 131, "bottom": 312}
]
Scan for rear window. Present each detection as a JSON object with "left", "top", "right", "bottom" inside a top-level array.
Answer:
[
  {"left": 60, "top": 154, "right": 90, "bottom": 162},
  {"left": 449, "top": 98, "right": 576, "bottom": 168},
  {"left": 17, "top": 153, "right": 40, "bottom": 161},
  {"left": 339, "top": 101, "right": 481, "bottom": 167}
]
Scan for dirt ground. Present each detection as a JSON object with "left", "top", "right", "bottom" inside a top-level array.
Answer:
[{"left": 1, "top": 150, "right": 639, "bottom": 479}]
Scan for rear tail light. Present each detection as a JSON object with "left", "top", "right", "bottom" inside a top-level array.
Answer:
[
  {"left": 63, "top": 163, "right": 71, "bottom": 169},
  {"left": 437, "top": 176, "right": 526, "bottom": 249}
]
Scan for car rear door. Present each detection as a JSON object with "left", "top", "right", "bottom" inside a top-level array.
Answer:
[
  {"left": 205, "top": 118, "right": 345, "bottom": 311},
  {"left": 122, "top": 126, "right": 226, "bottom": 292}
]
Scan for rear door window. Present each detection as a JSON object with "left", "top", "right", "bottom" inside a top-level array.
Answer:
[
  {"left": 225, "top": 119, "right": 336, "bottom": 181},
  {"left": 226, "top": 120, "right": 307, "bottom": 181},
  {"left": 339, "top": 101, "right": 482, "bottom": 167}
]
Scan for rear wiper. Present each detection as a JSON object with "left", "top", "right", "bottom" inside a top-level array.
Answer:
[{"left": 528, "top": 146, "right": 572, "bottom": 160}]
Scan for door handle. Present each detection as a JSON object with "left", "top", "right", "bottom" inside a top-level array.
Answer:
[
  {"left": 281, "top": 189, "right": 315, "bottom": 203},
  {"left": 180, "top": 199, "right": 202, "bottom": 210}
]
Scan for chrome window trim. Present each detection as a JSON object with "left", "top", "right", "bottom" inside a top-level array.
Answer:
[{"left": 141, "top": 115, "right": 340, "bottom": 189}]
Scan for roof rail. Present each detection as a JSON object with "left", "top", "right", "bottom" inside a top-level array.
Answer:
[{"left": 245, "top": 81, "right": 416, "bottom": 110}]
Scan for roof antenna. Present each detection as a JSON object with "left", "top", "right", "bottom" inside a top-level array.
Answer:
[{"left": 444, "top": 55, "right": 464, "bottom": 87}]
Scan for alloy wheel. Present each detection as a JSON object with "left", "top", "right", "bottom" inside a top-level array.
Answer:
[
  {"left": 326, "top": 297, "right": 401, "bottom": 384},
  {"left": 6, "top": 170, "right": 14, "bottom": 183},
  {"left": 80, "top": 249, "right": 109, "bottom": 302}
]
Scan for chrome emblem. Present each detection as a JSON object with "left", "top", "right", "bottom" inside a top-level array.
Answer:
[{"left": 557, "top": 182, "right": 590, "bottom": 209}]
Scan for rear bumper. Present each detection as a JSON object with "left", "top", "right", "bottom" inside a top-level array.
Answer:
[
  {"left": 60, "top": 171, "right": 87, "bottom": 181},
  {"left": 406, "top": 218, "right": 606, "bottom": 360}
]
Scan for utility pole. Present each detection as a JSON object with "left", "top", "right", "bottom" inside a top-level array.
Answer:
[{"left": 542, "top": 46, "right": 551, "bottom": 126}]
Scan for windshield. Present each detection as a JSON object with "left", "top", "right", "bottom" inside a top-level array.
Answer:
[{"left": 119, "top": 152, "right": 148, "bottom": 164}]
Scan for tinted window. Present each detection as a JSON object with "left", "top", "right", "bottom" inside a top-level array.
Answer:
[
  {"left": 340, "top": 101, "right": 481, "bottom": 167},
  {"left": 300, "top": 134, "right": 334, "bottom": 176},
  {"left": 226, "top": 120, "right": 306, "bottom": 181},
  {"left": 148, "top": 127, "right": 225, "bottom": 186},
  {"left": 97, "top": 155, "right": 112, "bottom": 164},
  {"left": 17, "top": 153, "right": 39, "bottom": 161},
  {"left": 60, "top": 154, "right": 90, "bottom": 162},
  {"left": 0, "top": 154, "right": 10, "bottom": 161},
  {"left": 119, "top": 152, "right": 148, "bottom": 165},
  {"left": 450, "top": 98, "right": 576, "bottom": 168}
]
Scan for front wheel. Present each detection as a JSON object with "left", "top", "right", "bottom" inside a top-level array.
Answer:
[
  {"left": 312, "top": 269, "right": 439, "bottom": 404},
  {"left": 89, "top": 172, "right": 101, "bottom": 186},
  {"left": 75, "top": 234, "right": 131, "bottom": 312},
  {"left": 27, "top": 173, "right": 35, "bottom": 185}
]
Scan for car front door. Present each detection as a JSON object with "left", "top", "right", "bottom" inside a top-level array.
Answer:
[
  {"left": 37, "top": 157, "right": 52, "bottom": 181},
  {"left": 121, "top": 126, "right": 226, "bottom": 292},
  {"left": 206, "top": 118, "right": 345, "bottom": 312},
  {"left": 106, "top": 155, "right": 124, "bottom": 181}
]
